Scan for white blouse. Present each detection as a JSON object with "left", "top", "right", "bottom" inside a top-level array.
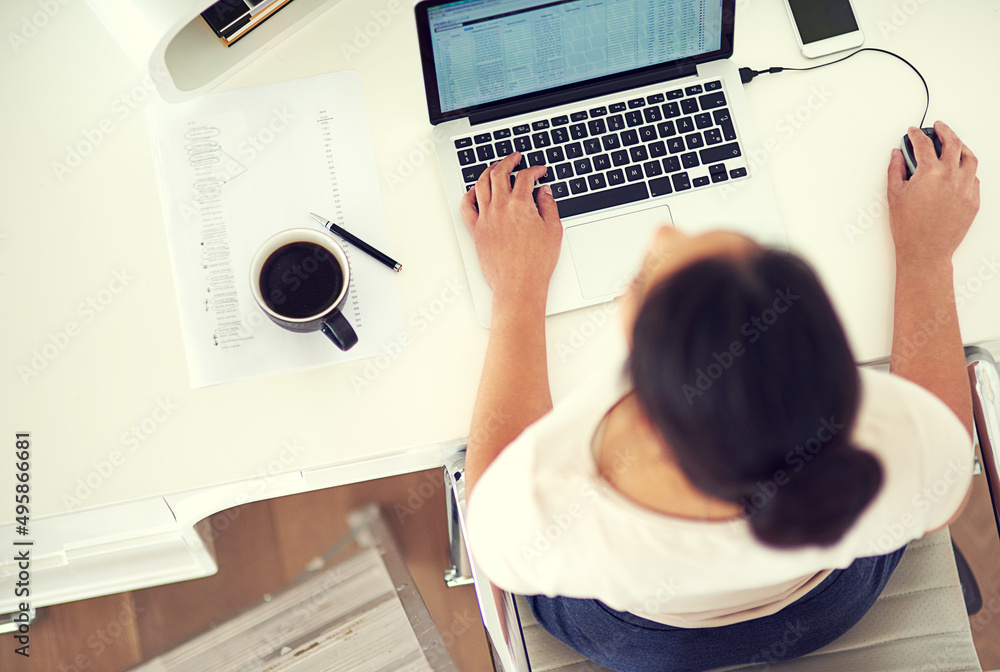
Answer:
[{"left": 467, "top": 355, "right": 973, "bottom": 627}]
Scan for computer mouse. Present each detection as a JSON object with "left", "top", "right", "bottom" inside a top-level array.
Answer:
[{"left": 901, "top": 127, "right": 943, "bottom": 178}]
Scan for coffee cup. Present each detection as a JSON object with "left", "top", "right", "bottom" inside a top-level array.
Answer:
[{"left": 249, "top": 228, "right": 358, "bottom": 350}]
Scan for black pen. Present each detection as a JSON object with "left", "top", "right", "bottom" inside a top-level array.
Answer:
[{"left": 310, "top": 213, "right": 402, "bottom": 272}]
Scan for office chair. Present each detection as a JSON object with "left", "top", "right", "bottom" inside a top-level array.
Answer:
[{"left": 443, "top": 346, "right": 1000, "bottom": 672}]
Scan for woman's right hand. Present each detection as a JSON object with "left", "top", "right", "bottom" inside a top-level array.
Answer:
[
  {"left": 887, "top": 120, "right": 979, "bottom": 446},
  {"left": 887, "top": 121, "right": 980, "bottom": 270}
]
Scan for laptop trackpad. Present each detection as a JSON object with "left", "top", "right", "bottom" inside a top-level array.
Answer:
[{"left": 565, "top": 205, "right": 674, "bottom": 299}]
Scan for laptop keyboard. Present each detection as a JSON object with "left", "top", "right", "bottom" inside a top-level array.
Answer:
[{"left": 454, "top": 79, "right": 748, "bottom": 219}]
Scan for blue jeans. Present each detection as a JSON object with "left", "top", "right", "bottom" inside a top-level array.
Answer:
[{"left": 527, "top": 545, "right": 907, "bottom": 672}]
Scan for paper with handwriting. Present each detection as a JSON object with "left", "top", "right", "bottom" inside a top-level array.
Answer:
[{"left": 148, "top": 71, "right": 403, "bottom": 388}]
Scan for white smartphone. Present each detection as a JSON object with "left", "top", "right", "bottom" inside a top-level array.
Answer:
[{"left": 783, "top": 0, "right": 864, "bottom": 59}]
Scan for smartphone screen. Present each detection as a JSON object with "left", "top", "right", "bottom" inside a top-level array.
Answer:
[{"left": 786, "top": 0, "right": 859, "bottom": 44}]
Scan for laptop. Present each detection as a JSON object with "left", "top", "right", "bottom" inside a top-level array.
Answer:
[{"left": 415, "top": 0, "right": 788, "bottom": 327}]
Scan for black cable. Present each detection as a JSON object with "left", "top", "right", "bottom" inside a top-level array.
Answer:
[{"left": 739, "top": 48, "right": 930, "bottom": 128}]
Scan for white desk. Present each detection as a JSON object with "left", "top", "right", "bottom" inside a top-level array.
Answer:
[{"left": 2, "top": 0, "right": 998, "bottom": 612}]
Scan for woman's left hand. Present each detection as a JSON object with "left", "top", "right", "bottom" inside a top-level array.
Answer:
[{"left": 459, "top": 152, "right": 563, "bottom": 307}]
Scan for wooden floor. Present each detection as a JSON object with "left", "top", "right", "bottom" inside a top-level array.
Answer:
[
  {"left": 1, "top": 469, "right": 492, "bottom": 672},
  {"left": 6, "top": 462, "right": 1000, "bottom": 672}
]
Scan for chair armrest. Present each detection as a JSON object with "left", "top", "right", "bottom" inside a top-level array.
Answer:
[
  {"left": 966, "top": 345, "right": 1000, "bottom": 538},
  {"left": 444, "top": 450, "right": 532, "bottom": 672}
]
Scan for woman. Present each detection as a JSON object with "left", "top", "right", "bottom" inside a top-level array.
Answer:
[{"left": 460, "top": 122, "right": 981, "bottom": 671}]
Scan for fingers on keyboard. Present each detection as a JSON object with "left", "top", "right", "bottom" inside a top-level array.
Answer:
[{"left": 455, "top": 81, "right": 748, "bottom": 217}]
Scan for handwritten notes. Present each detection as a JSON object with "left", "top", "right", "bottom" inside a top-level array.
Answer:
[{"left": 148, "top": 71, "right": 404, "bottom": 387}]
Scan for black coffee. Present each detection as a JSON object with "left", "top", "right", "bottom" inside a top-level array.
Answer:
[{"left": 260, "top": 242, "right": 344, "bottom": 318}]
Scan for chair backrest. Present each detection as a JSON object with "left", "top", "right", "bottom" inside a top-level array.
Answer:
[{"left": 714, "top": 528, "right": 982, "bottom": 672}]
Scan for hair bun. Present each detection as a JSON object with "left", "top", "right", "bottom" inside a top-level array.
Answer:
[{"left": 747, "top": 445, "right": 883, "bottom": 548}]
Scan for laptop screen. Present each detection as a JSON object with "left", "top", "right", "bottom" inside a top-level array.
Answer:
[{"left": 417, "top": 0, "right": 732, "bottom": 123}]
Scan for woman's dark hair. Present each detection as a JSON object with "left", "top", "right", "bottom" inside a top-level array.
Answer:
[{"left": 630, "top": 248, "right": 882, "bottom": 548}]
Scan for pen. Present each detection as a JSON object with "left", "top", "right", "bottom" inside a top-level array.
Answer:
[{"left": 310, "top": 212, "right": 402, "bottom": 272}]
